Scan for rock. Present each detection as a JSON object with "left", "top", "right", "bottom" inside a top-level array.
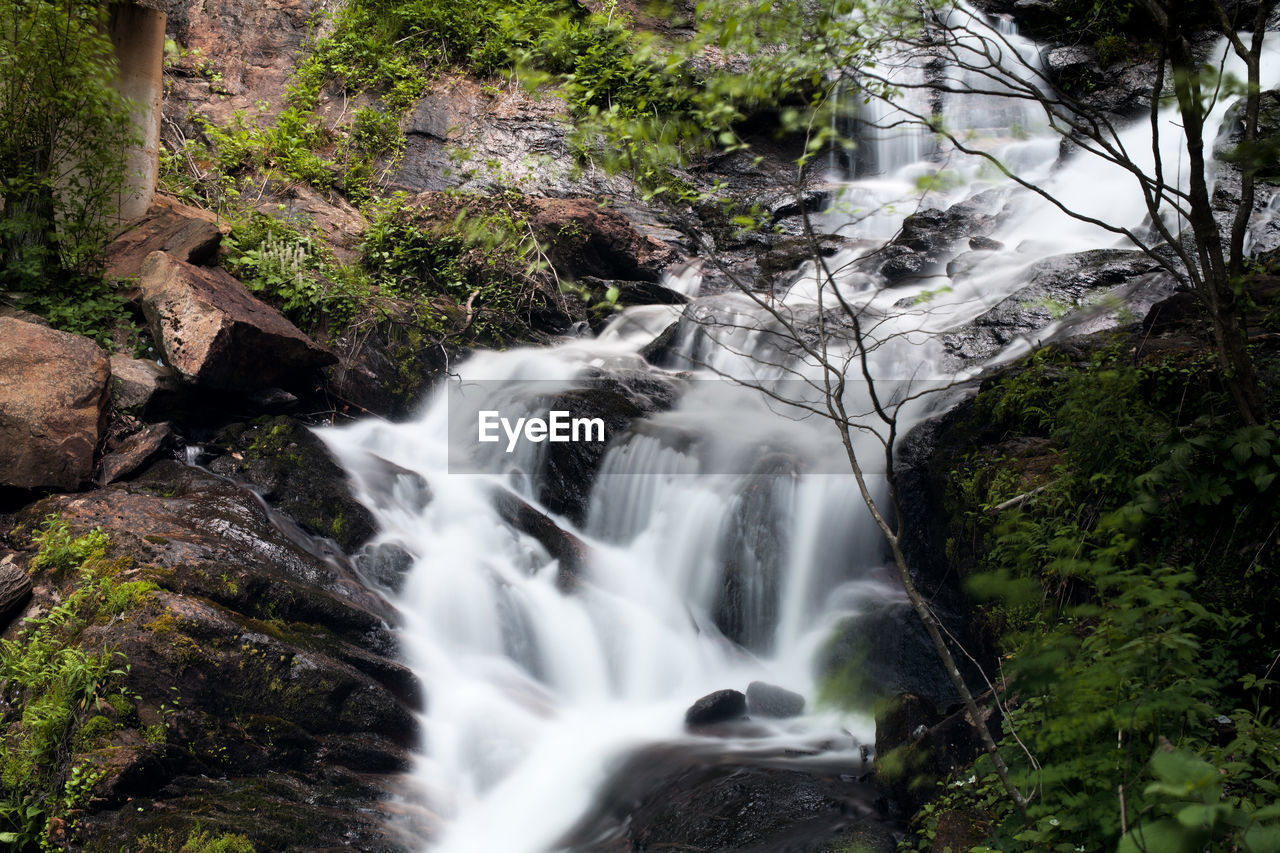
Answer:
[
  {"left": 13, "top": 459, "right": 418, "bottom": 852},
  {"left": 746, "top": 681, "right": 806, "bottom": 718},
  {"left": 577, "top": 276, "right": 689, "bottom": 306},
  {"left": 491, "top": 488, "right": 591, "bottom": 592},
  {"left": 874, "top": 693, "right": 940, "bottom": 759},
  {"left": 256, "top": 184, "right": 368, "bottom": 264},
  {"left": 535, "top": 370, "right": 682, "bottom": 524},
  {"left": 892, "top": 192, "right": 1003, "bottom": 261},
  {"left": 1044, "top": 45, "right": 1103, "bottom": 92},
  {"left": 564, "top": 743, "right": 891, "bottom": 852},
  {"left": 207, "top": 416, "right": 377, "bottom": 553},
  {"left": 529, "top": 197, "right": 680, "bottom": 282},
  {"left": 97, "top": 422, "right": 174, "bottom": 485},
  {"left": 821, "top": 602, "right": 963, "bottom": 709},
  {"left": 104, "top": 195, "right": 225, "bottom": 280},
  {"left": 137, "top": 251, "right": 336, "bottom": 391},
  {"left": 28, "top": 460, "right": 398, "bottom": 650},
  {"left": 714, "top": 457, "right": 799, "bottom": 653},
  {"left": 685, "top": 689, "right": 747, "bottom": 726},
  {"left": 0, "top": 554, "right": 32, "bottom": 631},
  {"left": 0, "top": 318, "right": 110, "bottom": 491},
  {"left": 968, "top": 236, "right": 1004, "bottom": 251},
  {"left": 639, "top": 321, "right": 682, "bottom": 366},
  {"left": 874, "top": 694, "right": 1002, "bottom": 814},
  {"left": 940, "top": 248, "right": 1169, "bottom": 367},
  {"left": 880, "top": 249, "right": 928, "bottom": 282},
  {"left": 354, "top": 542, "right": 415, "bottom": 594},
  {"left": 108, "top": 354, "right": 184, "bottom": 414}
]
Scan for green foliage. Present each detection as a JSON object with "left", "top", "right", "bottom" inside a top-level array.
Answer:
[
  {"left": 0, "top": 518, "right": 151, "bottom": 851},
  {"left": 360, "top": 193, "right": 547, "bottom": 343},
  {"left": 926, "top": 348, "right": 1280, "bottom": 852},
  {"left": 0, "top": 0, "right": 134, "bottom": 289},
  {"left": 28, "top": 516, "right": 109, "bottom": 576},
  {"left": 223, "top": 213, "right": 367, "bottom": 331},
  {"left": 135, "top": 826, "right": 257, "bottom": 853}
]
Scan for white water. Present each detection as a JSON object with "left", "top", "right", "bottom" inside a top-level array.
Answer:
[{"left": 317, "top": 14, "right": 1280, "bottom": 853}]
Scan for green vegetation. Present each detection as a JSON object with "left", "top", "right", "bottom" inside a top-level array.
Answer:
[
  {"left": 135, "top": 826, "right": 257, "bottom": 853},
  {"left": 0, "top": 517, "right": 153, "bottom": 851},
  {"left": 889, "top": 343, "right": 1280, "bottom": 852},
  {"left": 0, "top": 0, "right": 140, "bottom": 346}
]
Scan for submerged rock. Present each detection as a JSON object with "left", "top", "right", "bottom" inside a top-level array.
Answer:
[
  {"left": 746, "top": 681, "right": 806, "bottom": 718},
  {"left": 0, "top": 317, "right": 110, "bottom": 491}
]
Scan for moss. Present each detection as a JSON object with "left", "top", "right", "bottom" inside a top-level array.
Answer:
[{"left": 143, "top": 535, "right": 170, "bottom": 545}]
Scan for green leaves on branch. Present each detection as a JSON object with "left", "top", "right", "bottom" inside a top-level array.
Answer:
[{"left": 0, "top": 0, "right": 134, "bottom": 289}]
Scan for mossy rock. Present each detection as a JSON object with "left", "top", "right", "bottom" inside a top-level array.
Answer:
[{"left": 207, "top": 416, "right": 376, "bottom": 553}]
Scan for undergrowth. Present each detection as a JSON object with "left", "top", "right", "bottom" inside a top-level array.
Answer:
[{"left": 0, "top": 517, "right": 154, "bottom": 851}]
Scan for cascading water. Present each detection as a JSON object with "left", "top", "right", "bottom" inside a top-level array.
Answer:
[{"left": 318, "top": 12, "right": 1280, "bottom": 853}]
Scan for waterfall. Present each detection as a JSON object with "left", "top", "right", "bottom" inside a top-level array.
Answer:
[{"left": 316, "top": 14, "right": 1280, "bottom": 853}]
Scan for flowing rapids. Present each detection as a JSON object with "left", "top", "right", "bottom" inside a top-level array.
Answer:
[{"left": 318, "top": 17, "right": 1280, "bottom": 852}]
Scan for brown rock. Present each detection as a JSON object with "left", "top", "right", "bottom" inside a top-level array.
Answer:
[
  {"left": 108, "top": 354, "right": 183, "bottom": 412},
  {"left": 0, "top": 554, "right": 32, "bottom": 631},
  {"left": 97, "top": 422, "right": 173, "bottom": 485},
  {"left": 528, "top": 197, "right": 680, "bottom": 282},
  {"left": 104, "top": 195, "right": 226, "bottom": 280},
  {"left": 259, "top": 185, "right": 368, "bottom": 263},
  {"left": 0, "top": 318, "right": 110, "bottom": 490},
  {"left": 137, "top": 251, "right": 336, "bottom": 391}
]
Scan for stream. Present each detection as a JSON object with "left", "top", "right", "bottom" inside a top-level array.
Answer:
[{"left": 318, "top": 10, "right": 1280, "bottom": 852}]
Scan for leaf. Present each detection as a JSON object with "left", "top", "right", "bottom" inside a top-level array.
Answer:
[{"left": 1116, "top": 819, "right": 1208, "bottom": 853}]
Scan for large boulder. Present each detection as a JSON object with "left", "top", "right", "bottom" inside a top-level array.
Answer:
[
  {"left": 104, "top": 195, "right": 225, "bottom": 280},
  {"left": 528, "top": 197, "right": 680, "bottom": 283},
  {"left": 564, "top": 743, "right": 893, "bottom": 852},
  {"left": 11, "top": 462, "right": 419, "bottom": 851},
  {"left": 939, "top": 248, "right": 1174, "bottom": 367},
  {"left": 0, "top": 318, "right": 110, "bottom": 491},
  {"left": 137, "top": 251, "right": 336, "bottom": 391}
]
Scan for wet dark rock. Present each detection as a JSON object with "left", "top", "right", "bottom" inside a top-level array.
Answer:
[
  {"left": 1044, "top": 45, "right": 1104, "bottom": 92},
  {"left": 874, "top": 693, "right": 940, "bottom": 759},
  {"left": 97, "top": 422, "right": 175, "bottom": 486},
  {"left": 746, "top": 681, "right": 806, "bottom": 719},
  {"left": 529, "top": 197, "right": 681, "bottom": 283},
  {"left": 354, "top": 542, "right": 415, "bottom": 594},
  {"left": 639, "top": 321, "right": 682, "bottom": 366},
  {"left": 969, "top": 235, "right": 1004, "bottom": 251},
  {"left": 874, "top": 694, "right": 1002, "bottom": 815},
  {"left": 1213, "top": 90, "right": 1280, "bottom": 256},
  {"left": 492, "top": 487, "right": 591, "bottom": 592},
  {"left": 820, "top": 602, "right": 961, "bottom": 709},
  {"left": 536, "top": 371, "right": 682, "bottom": 524},
  {"left": 714, "top": 457, "right": 799, "bottom": 652},
  {"left": 685, "top": 689, "right": 748, "bottom": 726},
  {"left": 880, "top": 249, "right": 928, "bottom": 282},
  {"left": 940, "top": 248, "right": 1171, "bottom": 366},
  {"left": 891, "top": 192, "right": 1003, "bottom": 262},
  {"left": 565, "top": 743, "right": 893, "bottom": 853},
  {"left": 0, "top": 317, "right": 110, "bottom": 491},
  {"left": 11, "top": 459, "right": 418, "bottom": 852},
  {"left": 207, "top": 416, "right": 377, "bottom": 553},
  {"left": 577, "top": 275, "right": 689, "bottom": 306},
  {"left": 324, "top": 304, "right": 450, "bottom": 418}
]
